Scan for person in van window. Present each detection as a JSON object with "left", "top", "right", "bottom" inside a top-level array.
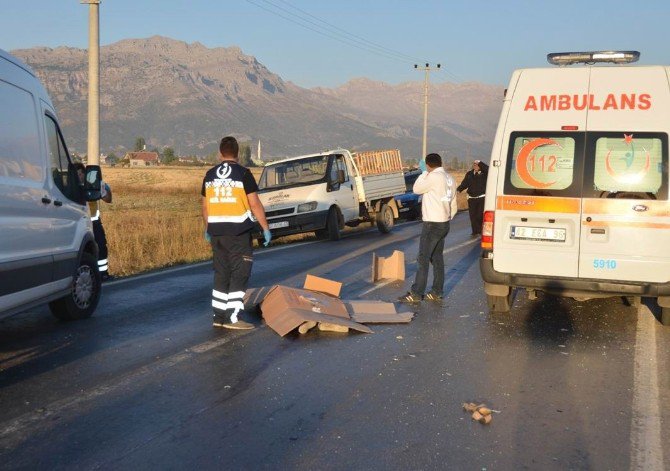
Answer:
[
  {"left": 399, "top": 153, "right": 457, "bottom": 303},
  {"left": 75, "top": 163, "right": 113, "bottom": 281},
  {"left": 457, "top": 160, "right": 488, "bottom": 236}
]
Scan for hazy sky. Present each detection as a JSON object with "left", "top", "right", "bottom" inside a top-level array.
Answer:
[{"left": 3, "top": 0, "right": 669, "bottom": 88}]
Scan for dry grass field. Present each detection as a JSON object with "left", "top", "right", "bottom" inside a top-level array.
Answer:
[{"left": 99, "top": 166, "right": 467, "bottom": 276}]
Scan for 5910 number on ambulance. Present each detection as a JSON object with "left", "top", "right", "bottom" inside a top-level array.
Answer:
[{"left": 479, "top": 51, "right": 670, "bottom": 326}]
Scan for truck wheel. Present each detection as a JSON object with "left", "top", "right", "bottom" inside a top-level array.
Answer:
[
  {"left": 49, "top": 252, "right": 101, "bottom": 321},
  {"left": 487, "top": 291, "right": 512, "bottom": 312},
  {"left": 376, "top": 203, "right": 394, "bottom": 233},
  {"left": 326, "top": 207, "right": 341, "bottom": 241},
  {"left": 662, "top": 307, "right": 670, "bottom": 326}
]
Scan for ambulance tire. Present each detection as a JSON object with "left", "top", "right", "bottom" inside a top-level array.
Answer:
[
  {"left": 487, "top": 291, "right": 512, "bottom": 313},
  {"left": 326, "top": 207, "right": 341, "bottom": 241},
  {"left": 376, "top": 203, "right": 394, "bottom": 233},
  {"left": 49, "top": 252, "right": 101, "bottom": 321},
  {"left": 661, "top": 307, "right": 670, "bottom": 326}
]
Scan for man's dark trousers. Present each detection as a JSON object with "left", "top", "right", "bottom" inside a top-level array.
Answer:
[
  {"left": 210, "top": 232, "right": 253, "bottom": 322},
  {"left": 468, "top": 197, "right": 485, "bottom": 235},
  {"left": 411, "top": 221, "right": 451, "bottom": 297}
]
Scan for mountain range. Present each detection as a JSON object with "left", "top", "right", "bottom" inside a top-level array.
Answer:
[{"left": 11, "top": 36, "right": 504, "bottom": 161}]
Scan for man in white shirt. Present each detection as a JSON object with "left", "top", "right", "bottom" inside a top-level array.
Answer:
[{"left": 399, "top": 153, "right": 457, "bottom": 303}]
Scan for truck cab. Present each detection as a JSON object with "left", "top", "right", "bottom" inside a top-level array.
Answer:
[{"left": 257, "top": 149, "right": 405, "bottom": 241}]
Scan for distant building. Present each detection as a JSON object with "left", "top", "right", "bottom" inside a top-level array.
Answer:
[{"left": 125, "top": 151, "right": 159, "bottom": 167}]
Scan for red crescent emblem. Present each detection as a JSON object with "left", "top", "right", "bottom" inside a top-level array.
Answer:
[
  {"left": 516, "top": 138, "right": 560, "bottom": 188},
  {"left": 605, "top": 149, "right": 650, "bottom": 183}
]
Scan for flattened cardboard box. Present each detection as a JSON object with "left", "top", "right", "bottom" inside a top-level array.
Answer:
[
  {"left": 261, "top": 285, "right": 372, "bottom": 337},
  {"left": 346, "top": 300, "right": 414, "bottom": 323}
]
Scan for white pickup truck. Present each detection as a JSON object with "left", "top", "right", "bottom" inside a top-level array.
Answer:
[{"left": 257, "top": 149, "right": 407, "bottom": 241}]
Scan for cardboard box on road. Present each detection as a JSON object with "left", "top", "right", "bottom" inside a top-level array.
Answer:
[
  {"left": 371, "top": 250, "right": 405, "bottom": 283},
  {"left": 244, "top": 274, "right": 414, "bottom": 337}
]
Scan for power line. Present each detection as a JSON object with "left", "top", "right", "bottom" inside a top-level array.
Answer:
[
  {"left": 246, "top": 0, "right": 410, "bottom": 63},
  {"left": 271, "top": 0, "right": 426, "bottom": 64},
  {"left": 247, "top": 0, "right": 462, "bottom": 82}
]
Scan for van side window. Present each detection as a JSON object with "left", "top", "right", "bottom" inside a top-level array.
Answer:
[
  {"left": 584, "top": 132, "right": 668, "bottom": 200},
  {"left": 0, "top": 81, "right": 44, "bottom": 181},
  {"left": 504, "top": 132, "right": 584, "bottom": 197},
  {"left": 45, "top": 115, "right": 80, "bottom": 202},
  {"left": 331, "top": 155, "right": 349, "bottom": 182}
]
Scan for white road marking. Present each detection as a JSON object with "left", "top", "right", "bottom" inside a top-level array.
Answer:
[
  {"left": 0, "top": 331, "right": 253, "bottom": 448},
  {"left": 629, "top": 304, "right": 664, "bottom": 470}
]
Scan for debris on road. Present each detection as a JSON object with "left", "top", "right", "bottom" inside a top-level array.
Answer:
[
  {"left": 462, "top": 402, "right": 494, "bottom": 425},
  {"left": 244, "top": 275, "right": 414, "bottom": 337},
  {"left": 371, "top": 250, "right": 405, "bottom": 282}
]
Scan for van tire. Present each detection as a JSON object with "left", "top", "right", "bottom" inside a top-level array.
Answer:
[
  {"left": 487, "top": 292, "right": 512, "bottom": 312},
  {"left": 326, "top": 207, "right": 341, "bottom": 241},
  {"left": 661, "top": 307, "right": 670, "bottom": 326},
  {"left": 376, "top": 203, "right": 394, "bottom": 233},
  {"left": 49, "top": 252, "right": 101, "bottom": 321}
]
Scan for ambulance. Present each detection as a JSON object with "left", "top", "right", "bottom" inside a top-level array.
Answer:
[{"left": 479, "top": 51, "right": 670, "bottom": 325}]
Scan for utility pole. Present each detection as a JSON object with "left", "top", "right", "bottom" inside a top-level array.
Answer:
[
  {"left": 414, "top": 63, "right": 440, "bottom": 159},
  {"left": 81, "top": 0, "right": 101, "bottom": 165}
]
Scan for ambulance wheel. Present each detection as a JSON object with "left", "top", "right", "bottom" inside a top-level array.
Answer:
[
  {"left": 487, "top": 292, "right": 512, "bottom": 313},
  {"left": 376, "top": 203, "right": 394, "bottom": 233},
  {"left": 49, "top": 252, "right": 101, "bottom": 321},
  {"left": 326, "top": 207, "right": 341, "bottom": 241},
  {"left": 661, "top": 307, "right": 670, "bottom": 326}
]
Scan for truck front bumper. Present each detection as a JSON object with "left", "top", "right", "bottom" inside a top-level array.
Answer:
[
  {"left": 480, "top": 257, "right": 670, "bottom": 297},
  {"left": 254, "top": 210, "right": 330, "bottom": 239}
]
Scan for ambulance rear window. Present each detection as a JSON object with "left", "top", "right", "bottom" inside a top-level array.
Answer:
[
  {"left": 505, "top": 132, "right": 583, "bottom": 197},
  {"left": 584, "top": 133, "right": 668, "bottom": 199}
]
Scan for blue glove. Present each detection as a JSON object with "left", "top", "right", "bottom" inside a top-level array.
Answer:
[
  {"left": 419, "top": 159, "right": 427, "bottom": 172},
  {"left": 204, "top": 231, "right": 211, "bottom": 243},
  {"left": 263, "top": 229, "right": 272, "bottom": 247}
]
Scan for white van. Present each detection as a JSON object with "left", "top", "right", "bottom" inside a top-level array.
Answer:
[
  {"left": 480, "top": 51, "right": 670, "bottom": 325},
  {"left": 0, "top": 49, "right": 103, "bottom": 321}
]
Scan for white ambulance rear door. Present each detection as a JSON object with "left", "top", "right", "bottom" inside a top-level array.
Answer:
[
  {"left": 579, "top": 66, "right": 670, "bottom": 282},
  {"left": 493, "top": 68, "right": 590, "bottom": 278}
]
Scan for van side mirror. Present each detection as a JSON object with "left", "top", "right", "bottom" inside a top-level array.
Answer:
[
  {"left": 337, "top": 169, "right": 346, "bottom": 184},
  {"left": 84, "top": 165, "right": 102, "bottom": 201}
]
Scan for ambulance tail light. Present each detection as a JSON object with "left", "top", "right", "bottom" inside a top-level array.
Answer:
[
  {"left": 482, "top": 211, "right": 494, "bottom": 250},
  {"left": 561, "top": 125, "right": 579, "bottom": 131}
]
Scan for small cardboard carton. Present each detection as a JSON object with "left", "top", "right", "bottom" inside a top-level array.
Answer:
[{"left": 371, "top": 250, "right": 405, "bottom": 283}]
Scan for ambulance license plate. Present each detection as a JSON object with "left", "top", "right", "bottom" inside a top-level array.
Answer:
[
  {"left": 269, "top": 221, "right": 289, "bottom": 230},
  {"left": 510, "top": 226, "right": 566, "bottom": 242}
]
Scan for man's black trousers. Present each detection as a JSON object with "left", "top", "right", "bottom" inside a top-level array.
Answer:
[
  {"left": 92, "top": 219, "right": 109, "bottom": 275},
  {"left": 210, "top": 232, "right": 253, "bottom": 322},
  {"left": 467, "top": 197, "right": 485, "bottom": 235}
]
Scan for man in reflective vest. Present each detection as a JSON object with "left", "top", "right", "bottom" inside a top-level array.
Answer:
[
  {"left": 76, "top": 163, "right": 113, "bottom": 281},
  {"left": 201, "top": 136, "right": 271, "bottom": 330}
]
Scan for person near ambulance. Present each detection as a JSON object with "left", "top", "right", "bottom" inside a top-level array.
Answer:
[
  {"left": 75, "top": 163, "right": 113, "bottom": 281},
  {"left": 201, "top": 136, "right": 271, "bottom": 330},
  {"left": 399, "top": 153, "right": 458, "bottom": 303},
  {"left": 457, "top": 160, "right": 488, "bottom": 236}
]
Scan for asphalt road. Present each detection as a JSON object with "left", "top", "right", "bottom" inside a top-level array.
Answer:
[{"left": 1, "top": 214, "right": 668, "bottom": 470}]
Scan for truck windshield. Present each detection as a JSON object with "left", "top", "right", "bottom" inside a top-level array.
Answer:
[{"left": 259, "top": 155, "right": 329, "bottom": 190}]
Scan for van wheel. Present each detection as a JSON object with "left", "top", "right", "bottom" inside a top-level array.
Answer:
[
  {"left": 326, "top": 207, "right": 341, "bottom": 241},
  {"left": 661, "top": 307, "right": 670, "bottom": 326},
  {"left": 376, "top": 203, "right": 394, "bottom": 233},
  {"left": 49, "top": 252, "right": 101, "bottom": 321},
  {"left": 487, "top": 292, "right": 512, "bottom": 312}
]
